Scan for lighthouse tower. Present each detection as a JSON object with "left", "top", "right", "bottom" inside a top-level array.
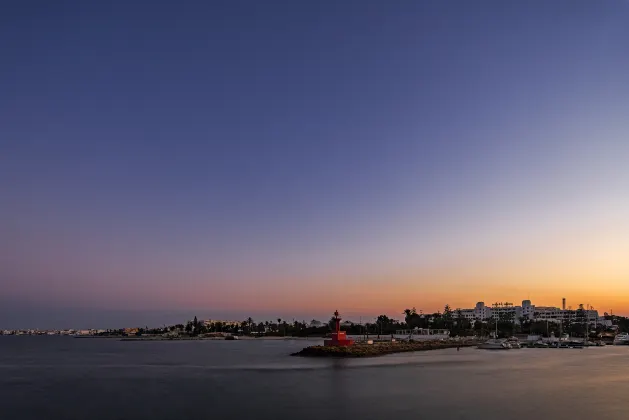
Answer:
[{"left": 324, "top": 310, "right": 355, "bottom": 347}]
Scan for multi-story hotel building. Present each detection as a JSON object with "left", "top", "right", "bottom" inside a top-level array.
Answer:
[{"left": 454, "top": 300, "right": 600, "bottom": 325}]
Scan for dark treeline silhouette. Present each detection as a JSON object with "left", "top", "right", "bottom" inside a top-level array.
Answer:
[{"left": 91, "top": 306, "right": 629, "bottom": 338}]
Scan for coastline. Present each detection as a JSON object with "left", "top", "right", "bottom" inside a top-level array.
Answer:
[{"left": 118, "top": 336, "right": 323, "bottom": 342}]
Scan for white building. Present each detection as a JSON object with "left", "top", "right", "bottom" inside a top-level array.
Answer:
[
  {"left": 533, "top": 306, "right": 564, "bottom": 322},
  {"left": 528, "top": 304, "right": 599, "bottom": 326},
  {"left": 452, "top": 302, "right": 493, "bottom": 323},
  {"left": 456, "top": 300, "right": 600, "bottom": 326},
  {"left": 488, "top": 302, "right": 522, "bottom": 322},
  {"left": 474, "top": 302, "right": 492, "bottom": 320},
  {"left": 456, "top": 309, "right": 476, "bottom": 322}
]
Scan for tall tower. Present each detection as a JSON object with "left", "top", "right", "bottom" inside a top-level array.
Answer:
[{"left": 562, "top": 298, "right": 566, "bottom": 310}]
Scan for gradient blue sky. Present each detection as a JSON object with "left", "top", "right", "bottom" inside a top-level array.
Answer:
[{"left": 2, "top": 1, "right": 629, "bottom": 329}]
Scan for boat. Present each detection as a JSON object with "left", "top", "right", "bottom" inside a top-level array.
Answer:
[
  {"left": 569, "top": 340, "right": 584, "bottom": 348},
  {"left": 525, "top": 335, "right": 549, "bottom": 348},
  {"left": 478, "top": 321, "right": 510, "bottom": 350},
  {"left": 506, "top": 337, "right": 521, "bottom": 349},
  {"left": 478, "top": 339, "right": 511, "bottom": 350},
  {"left": 613, "top": 332, "right": 629, "bottom": 345}
]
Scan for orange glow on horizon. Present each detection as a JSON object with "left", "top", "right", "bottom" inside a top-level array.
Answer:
[{"left": 175, "top": 266, "right": 629, "bottom": 318}]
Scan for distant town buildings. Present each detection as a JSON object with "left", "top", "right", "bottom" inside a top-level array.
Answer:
[
  {"left": 202, "top": 319, "right": 241, "bottom": 327},
  {"left": 456, "top": 299, "right": 610, "bottom": 326},
  {"left": 0, "top": 300, "right": 620, "bottom": 336}
]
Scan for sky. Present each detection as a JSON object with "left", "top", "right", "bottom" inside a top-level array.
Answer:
[{"left": 2, "top": 0, "right": 629, "bottom": 329}]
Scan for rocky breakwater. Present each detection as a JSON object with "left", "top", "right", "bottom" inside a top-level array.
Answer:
[{"left": 291, "top": 339, "right": 479, "bottom": 358}]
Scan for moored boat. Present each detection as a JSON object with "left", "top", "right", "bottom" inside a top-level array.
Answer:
[
  {"left": 478, "top": 339, "right": 511, "bottom": 350},
  {"left": 613, "top": 332, "right": 629, "bottom": 345},
  {"left": 478, "top": 315, "right": 510, "bottom": 350},
  {"left": 569, "top": 340, "right": 584, "bottom": 348},
  {"left": 506, "top": 337, "right": 521, "bottom": 349}
]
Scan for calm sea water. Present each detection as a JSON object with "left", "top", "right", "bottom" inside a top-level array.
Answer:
[{"left": 1, "top": 336, "right": 628, "bottom": 420}]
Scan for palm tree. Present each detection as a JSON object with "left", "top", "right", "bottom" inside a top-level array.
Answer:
[
  {"left": 443, "top": 305, "right": 453, "bottom": 330},
  {"left": 403, "top": 308, "right": 417, "bottom": 328},
  {"left": 277, "top": 318, "right": 282, "bottom": 335},
  {"left": 247, "top": 317, "right": 254, "bottom": 334},
  {"left": 403, "top": 309, "right": 412, "bottom": 325}
]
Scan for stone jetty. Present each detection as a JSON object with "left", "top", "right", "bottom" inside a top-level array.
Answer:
[{"left": 291, "top": 339, "right": 478, "bottom": 358}]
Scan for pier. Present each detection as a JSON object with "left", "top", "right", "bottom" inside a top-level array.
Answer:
[{"left": 293, "top": 339, "right": 479, "bottom": 358}]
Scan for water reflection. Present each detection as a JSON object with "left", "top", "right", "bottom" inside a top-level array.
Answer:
[{"left": 1, "top": 337, "right": 629, "bottom": 420}]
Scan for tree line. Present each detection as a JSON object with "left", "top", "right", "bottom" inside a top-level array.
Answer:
[{"left": 94, "top": 306, "right": 629, "bottom": 338}]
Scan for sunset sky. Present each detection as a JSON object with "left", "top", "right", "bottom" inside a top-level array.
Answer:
[{"left": 2, "top": 1, "right": 629, "bottom": 328}]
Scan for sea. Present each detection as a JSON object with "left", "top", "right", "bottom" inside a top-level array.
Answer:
[{"left": 1, "top": 336, "right": 628, "bottom": 420}]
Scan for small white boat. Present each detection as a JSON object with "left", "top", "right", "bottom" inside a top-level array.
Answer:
[
  {"left": 478, "top": 339, "right": 511, "bottom": 350},
  {"left": 613, "top": 333, "right": 629, "bottom": 345},
  {"left": 506, "top": 337, "right": 521, "bottom": 349},
  {"left": 478, "top": 317, "right": 510, "bottom": 349}
]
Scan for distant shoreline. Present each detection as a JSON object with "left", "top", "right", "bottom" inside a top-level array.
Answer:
[
  {"left": 118, "top": 336, "right": 322, "bottom": 342},
  {"left": 0, "top": 335, "right": 324, "bottom": 341}
]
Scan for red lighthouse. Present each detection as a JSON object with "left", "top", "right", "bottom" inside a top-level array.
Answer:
[{"left": 324, "top": 310, "right": 355, "bottom": 346}]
